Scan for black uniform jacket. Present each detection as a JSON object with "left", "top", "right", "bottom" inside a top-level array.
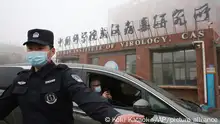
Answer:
[{"left": 0, "top": 61, "right": 120, "bottom": 124}]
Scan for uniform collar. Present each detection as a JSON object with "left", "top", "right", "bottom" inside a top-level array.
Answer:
[{"left": 30, "top": 61, "right": 56, "bottom": 78}]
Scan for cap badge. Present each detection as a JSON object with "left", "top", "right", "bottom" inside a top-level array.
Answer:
[{"left": 33, "top": 32, "right": 39, "bottom": 38}]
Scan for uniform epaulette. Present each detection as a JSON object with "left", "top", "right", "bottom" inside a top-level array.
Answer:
[
  {"left": 17, "top": 69, "right": 30, "bottom": 75},
  {"left": 56, "top": 64, "right": 69, "bottom": 70}
]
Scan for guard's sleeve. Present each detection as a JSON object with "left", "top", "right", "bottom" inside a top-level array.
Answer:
[
  {"left": 62, "top": 69, "right": 121, "bottom": 124},
  {"left": 0, "top": 83, "right": 18, "bottom": 120}
]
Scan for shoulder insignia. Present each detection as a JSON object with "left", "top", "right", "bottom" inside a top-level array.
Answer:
[
  {"left": 71, "top": 74, "right": 83, "bottom": 82},
  {"left": 17, "top": 69, "right": 30, "bottom": 75},
  {"left": 56, "top": 64, "right": 69, "bottom": 70}
]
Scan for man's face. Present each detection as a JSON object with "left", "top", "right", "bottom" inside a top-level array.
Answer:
[
  {"left": 26, "top": 43, "right": 55, "bottom": 59},
  {"left": 91, "top": 80, "right": 101, "bottom": 91}
]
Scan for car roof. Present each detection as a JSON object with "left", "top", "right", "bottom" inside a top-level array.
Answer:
[
  {"left": 0, "top": 63, "right": 149, "bottom": 85},
  {"left": 0, "top": 62, "right": 126, "bottom": 76},
  {"left": 0, "top": 62, "right": 146, "bottom": 85}
]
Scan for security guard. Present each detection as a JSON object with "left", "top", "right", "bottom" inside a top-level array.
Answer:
[{"left": 0, "top": 29, "right": 144, "bottom": 124}]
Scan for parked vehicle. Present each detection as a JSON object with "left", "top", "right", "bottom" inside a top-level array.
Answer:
[{"left": 0, "top": 63, "right": 220, "bottom": 124}]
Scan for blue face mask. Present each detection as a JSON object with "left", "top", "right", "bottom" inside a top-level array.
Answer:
[
  {"left": 26, "top": 51, "right": 48, "bottom": 67},
  {"left": 94, "top": 86, "right": 101, "bottom": 92}
]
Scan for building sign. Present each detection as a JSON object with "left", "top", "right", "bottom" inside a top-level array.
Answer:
[
  {"left": 56, "top": 30, "right": 205, "bottom": 56},
  {"left": 120, "top": 36, "right": 170, "bottom": 48},
  {"left": 57, "top": 3, "right": 211, "bottom": 52},
  {"left": 181, "top": 30, "right": 205, "bottom": 40},
  {"left": 104, "top": 61, "right": 119, "bottom": 70}
]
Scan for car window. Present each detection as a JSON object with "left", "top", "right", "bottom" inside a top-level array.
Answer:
[
  {"left": 118, "top": 82, "right": 142, "bottom": 107},
  {"left": 87, "top": 71, "right": 142, "bottom": 109},
  {"left": 120, "top": 83, "right": 141, "bottom": 96},
  {"left": 136, "top": 78, "right": 193, "bottom": 111},
  {"left": 127, "top": 73, "right": 183, "bottom": 117},
  {"left": 0, "top": 67, "right": 24, "bottom": 89}
]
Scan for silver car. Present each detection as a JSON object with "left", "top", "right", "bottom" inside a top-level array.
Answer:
[{"left": 0, "top": 63, "right": 220, "bottom": 124}]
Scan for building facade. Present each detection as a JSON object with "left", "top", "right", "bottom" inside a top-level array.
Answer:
[
  {"left": 57, "top": 28, "right": 220, "bottom": 108},
  {"left": 55, "top": 0, "right": 220, "bottom": 108}
]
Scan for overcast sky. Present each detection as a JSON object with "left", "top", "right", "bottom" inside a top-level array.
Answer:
[
  {"left": 1, "top": 0, "right": 219, "bottom": 50},
  {"left": 0, "top": 0, "right": 131, "bottom": 47}
]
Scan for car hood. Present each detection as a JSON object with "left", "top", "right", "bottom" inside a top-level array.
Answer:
[
  {"left": 196, "top": 113, "right": 220, "bottom": 124},
  {"left": 201, "top": 108, "right": 220, "bottom": 118}
]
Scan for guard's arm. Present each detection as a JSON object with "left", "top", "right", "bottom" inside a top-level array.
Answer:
[
  {"left": 0, "top": 83, "right": 18, "bottom": 120},
  {"left": 62, "top": 69, "right": 121, "bottom": 124}
]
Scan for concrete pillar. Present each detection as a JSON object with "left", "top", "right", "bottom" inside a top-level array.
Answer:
[
  {"left": 195, "top": 46, "right": 205, "bottom": 104},
  {"left": 79, "top": 53, "right": 89, "bottom": 64},
  {"left": 136, "top": 46, "right": 152, "bottom": 80}
]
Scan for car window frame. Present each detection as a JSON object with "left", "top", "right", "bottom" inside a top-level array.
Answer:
[
  {"left": 144, "top": 90, "right": 185, "bottom": 118},
  {"left": 84, "top": 69, "right": 145, "bottom": 111}
]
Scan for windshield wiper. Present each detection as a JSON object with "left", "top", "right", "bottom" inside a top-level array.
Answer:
[{"left": 180, "top": 99, "right": 202, "bottom": 112}]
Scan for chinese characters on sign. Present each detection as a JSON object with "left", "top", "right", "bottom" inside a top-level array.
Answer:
[
  {"left": 124, "top": 20, "right": 138, "bottom": 40},
  {"left": 111, "top": 24, "right": 121, "bottom": 36},
  {"left": 194, "top": 3, "right": 211, "bottom": 30},
  {"left": 172, "top": 9, "right": 187, "bottom": 33},
  {"left": 138, "top": 17, "right": 152, "bottom": 38},
  {"left": 124, "top": 21, "right": 134, "bottom": 35},
  {"left": 81, "top": 32, "right": 88, "bottom": 43},
  {"left": 100, "top": 27, "right": 109, "bottom": 39},
  {"left": 89, "top": 30, "right": 98, "bottom": 41},
  {"left": 56, "top": 30, "right": 205, "bottom": 57},
  {"left": 153, "top": 13, "right": 168, "bottom": 36},
  {"left": 99, "top": 27, "right": 111, "bottom": 44},
  {"left": 57, "top": 3, "right": 211, "bottom": 50},
  {"left": 58, "top": 38, "right": 63, "bottom": 47},
  {"left": 73, "top": 34, "right": 79, "bottom": 43},
  {"left": 111, "top": 24, "right": 123, "bottom": 42},
  {"left": 65, "top": 36, "right": 71, "bottom": 46}
]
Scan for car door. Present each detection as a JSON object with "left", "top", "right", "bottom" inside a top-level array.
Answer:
[
  {"left": 0, "top": 66, "right": 24, "bottom": 90},
  {"left": 72, "top": 68, "right": 157, "bottom": 124},
  {"left": 71, "top": 70, "right": 101, "bottom": 124},
  {"left": 69, "top": 67, "right": 92, "bottom": 124},
  {"left": 0, "top": 66, "right": 24, "bottom": 124}
]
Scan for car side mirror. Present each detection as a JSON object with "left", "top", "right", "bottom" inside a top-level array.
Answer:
[{"left": 133, "top": 99, "right": 154, "bottom": 119}]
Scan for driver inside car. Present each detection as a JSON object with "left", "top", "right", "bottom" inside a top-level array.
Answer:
[
  {"left": 90, "top": 78, "right": 112, "bottom": 100},
  {"left": 90, "top": 77, "right": 130, "bottom": 107}
]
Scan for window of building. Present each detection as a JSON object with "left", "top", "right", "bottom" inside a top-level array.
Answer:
[
  {"left": 91, "top": 57, "right": 99, "bottom": 65},
  {"left": 63, "top": 59, "right": 79, "bottom": 63},
  {"left": 126, "top": 54, "right": 136, "bottom": 74},
  {"left": 152, "top": 49, "right": 197, "bottom": 86}
]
